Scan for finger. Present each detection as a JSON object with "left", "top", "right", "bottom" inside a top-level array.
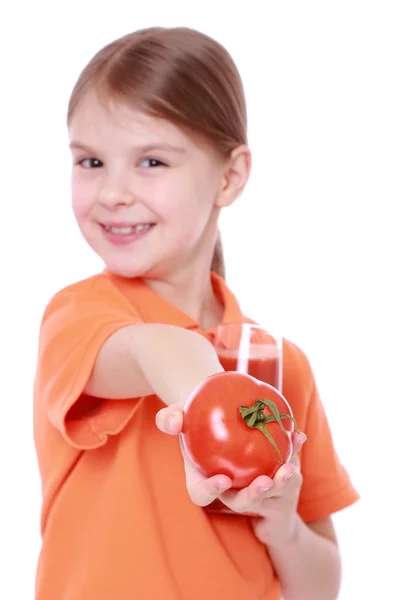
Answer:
[
  {"left": 271, "top": 451, "right": 305, "bottom": 496},
  {"left": 292, "top": 431, "right": 307, "bottom": 456},
  {"left": 155, "top": 404, "right": 183, "bottom": 435},
  {"left": 185, "top": 472, "right": 233, "bottom": 506},
  {"left": 272, "top": 462, "right": 297, "bottom": 491},
  {"left": 220, "top": 475, "right": 275, "bottom": 513},
  {"left": 179, "top": 436, "right": 232, "bottom": 506}
]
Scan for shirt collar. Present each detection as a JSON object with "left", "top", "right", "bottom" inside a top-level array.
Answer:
[{"left": 104, "top": 270, "right": 248, "bottom": 335}]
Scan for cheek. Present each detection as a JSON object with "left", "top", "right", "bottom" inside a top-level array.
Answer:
[
  {"left": 152, "top": 173, "right": 214, "bottom": 224},
  {"left": 140, "top": 181, "right": 184, "bottom": 229},
  {"left": 71, "top": 178, "right": 95, "bottom": 220}
]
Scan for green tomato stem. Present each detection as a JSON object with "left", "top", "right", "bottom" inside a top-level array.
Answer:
[{"left": 239, "top": 399, "right": 299, "bottom": 463}]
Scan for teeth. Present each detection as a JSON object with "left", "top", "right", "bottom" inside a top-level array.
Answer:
[
  {"left": 110, "top": 226, "right": 133, "bottom": 234},
  {"left": 104, "top": 224, "right": 152, "bottom": 234},
  {"left": 135, "top": 224, "right": 151, "bottom": 232}
]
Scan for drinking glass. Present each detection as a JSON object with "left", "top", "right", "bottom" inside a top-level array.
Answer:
[{"left": 214, "top": 323, "right": 282, "bottom": 391}]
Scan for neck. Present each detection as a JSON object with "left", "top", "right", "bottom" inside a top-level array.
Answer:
[{"left": 144, "top": 267, "right": 224, "bottom": 331}]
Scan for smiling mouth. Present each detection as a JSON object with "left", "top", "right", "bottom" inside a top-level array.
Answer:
[{"left": 102, "top": 223, "right": 154, "bottom": 235}]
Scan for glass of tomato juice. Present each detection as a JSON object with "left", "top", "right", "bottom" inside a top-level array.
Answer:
[
  {"left": 214, "top": 323, "right": 282, "bottom": 392},
  {"left": 205, "top": 323, "right": 282, "bottom": 515}
]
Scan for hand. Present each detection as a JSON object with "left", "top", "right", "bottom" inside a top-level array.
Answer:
[
  {"left": 155, "top": 403, "right": 306, "bottom": 541},
  {"left": 156, "top": 404, "right": 233, "bottom": 505},
  {"left": 249, "top": 449, "right": 305, "bottom": 549}
]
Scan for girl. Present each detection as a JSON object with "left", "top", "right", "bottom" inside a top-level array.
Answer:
[{"left": 34, "top": 26, "right": 359, "bottom": 600}]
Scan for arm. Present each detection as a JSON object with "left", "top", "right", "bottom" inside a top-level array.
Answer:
[
  {"left": 84, "top": 323, "right": 224, "bottom": 407},
  {"left": 267, "top": 516, "right": 341, "bottom": 600}
]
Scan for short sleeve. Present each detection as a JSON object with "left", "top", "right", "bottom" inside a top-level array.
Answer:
[
  {"left": 297, "top": 379, "right": 360, "bottom": 522},
  {"left": 34, "top": 278, "right": 143, "bottom": 450}
]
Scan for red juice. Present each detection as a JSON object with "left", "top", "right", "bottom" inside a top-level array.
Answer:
[{"left": 217, "top": 345, "right": 282, "bottom": 391}]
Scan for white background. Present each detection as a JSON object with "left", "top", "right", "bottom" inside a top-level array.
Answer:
[{"left": 1, "top": 1, "right": 399, "bottom": 598}]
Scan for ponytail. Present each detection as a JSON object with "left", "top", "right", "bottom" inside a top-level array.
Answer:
[{"left": 211, "top": 232, "right": 225, "bottom": 279}]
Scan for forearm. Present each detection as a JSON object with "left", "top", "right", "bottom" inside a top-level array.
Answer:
[
  {"left": 267, "top": 515, "right": 341, "bottom": 600},
  {"left": 85, "top": 324, "right": 223, "bottom": 407},
  {"left": 131, "top": 324, "right": 224, "bottom": 407}
]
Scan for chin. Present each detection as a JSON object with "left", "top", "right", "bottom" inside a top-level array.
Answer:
[
  {"left": 102, "top": 249, "right": 177, "bottom": 281},
  {"left": 106, "top": 263, "right": 143, "bottom": 278},
  {"left": 103, "top": 256, "right": 154, "bottom": 279}
]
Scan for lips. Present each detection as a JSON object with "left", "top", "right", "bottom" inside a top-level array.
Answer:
[{"left": 100, "top": 221, "right": 155, "bottom": 246}]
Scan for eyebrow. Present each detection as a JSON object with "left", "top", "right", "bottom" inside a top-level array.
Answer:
[{"left": 69, "top": 141, "right": 187, "bottom": 154}]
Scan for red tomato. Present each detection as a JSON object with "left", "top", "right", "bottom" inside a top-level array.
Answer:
[{"left": 181, "top": 371, "right": 298, "bottom": 488}]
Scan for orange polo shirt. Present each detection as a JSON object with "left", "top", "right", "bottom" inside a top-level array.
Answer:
[{"left": 33, "top": 271, "right": 359, "bottom": 599}]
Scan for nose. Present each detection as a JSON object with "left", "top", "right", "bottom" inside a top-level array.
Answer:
[{"left": 98, "top": 172, "right": 135, "bottom": 208}]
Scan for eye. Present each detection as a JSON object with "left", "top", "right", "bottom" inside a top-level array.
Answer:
[
  {"left": 141, "top": 158, "right": 166, "bottom": 168},
  {"left": 78, "top": 158, "right": 103, "bottom": 169}
]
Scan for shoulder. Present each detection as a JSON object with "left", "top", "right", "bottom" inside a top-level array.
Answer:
[
  {"left": 48, "top": 271, "right": 117, "bottom": 300},
  {"left": 279, "top": 338, "right": 320, "bottom": 430},
  {"left": 282, "top": 338, "right": 313, "bottom": 378},
  {"left": 40, "top": 272, "right": 138, "bottom": 325},
  {"left": 282, "top": 337, "right": 315, "bottom": 395}
]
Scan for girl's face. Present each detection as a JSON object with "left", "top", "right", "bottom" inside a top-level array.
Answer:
[{"left": 68, "top": 92, "right": 228, "bottom": 279}]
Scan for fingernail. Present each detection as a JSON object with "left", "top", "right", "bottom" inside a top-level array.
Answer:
[
  {"left": 167, "top": 413, "right": 180, "bottom": 431},
  {"left": 283, "top": 471, "right": 294, "bottom": 482},
  {"left": 299, "top": 433, "right": 307, "bottom": 444},
  {"left": 216, "top": 483, "right": 230, "bottom": 493},
  {"left": 258, "top": 485, "right": 272, "bottom": 493}
]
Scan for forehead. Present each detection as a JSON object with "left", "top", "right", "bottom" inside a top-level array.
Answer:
[{"left": 68, "top": 90, "right": 192, "bottom": 149}]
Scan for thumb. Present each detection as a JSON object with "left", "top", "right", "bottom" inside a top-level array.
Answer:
[{"left": 155, "top": 404, "right": 183, "bottom": 435}]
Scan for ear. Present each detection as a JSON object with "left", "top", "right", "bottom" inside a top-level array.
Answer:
[{"left": 215, "top": 145, "right": 252, "bottom": 208}]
